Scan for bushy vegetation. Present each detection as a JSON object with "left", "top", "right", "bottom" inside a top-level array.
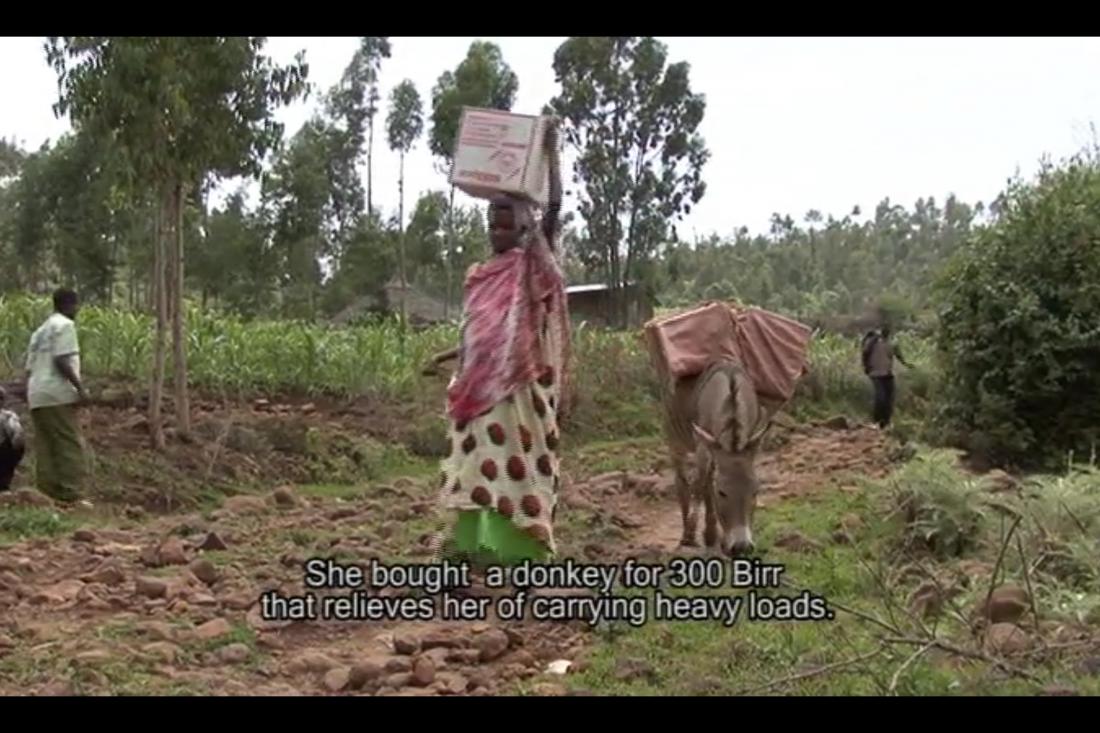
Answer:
[
  {"left": 0, "top": 294, "right": 453, "bottom": 399},
  {"left": 934, "top": 153, "right": 1100, "bottom": 468},
  {"left": 1, "top": 294, "right": 939, "bottom": 440},
  {"left": 884, "top": 449, "right": 1100, "bottom": 615}
]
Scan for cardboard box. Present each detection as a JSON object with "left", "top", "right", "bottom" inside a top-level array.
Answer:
[{"left": 449, "top": 107, "right": 551, "bottom": 207}]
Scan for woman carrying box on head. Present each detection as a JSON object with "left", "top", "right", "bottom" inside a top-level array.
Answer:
[{"left": 425, "top": 118, "right": 570, "bottom": 567}]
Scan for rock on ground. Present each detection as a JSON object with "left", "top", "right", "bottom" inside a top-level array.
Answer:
[
  {"left": 434, "top": 672, "right": 467, "bottom": 695},
  {"left": 349, "top": 658, "right": 385, "bottom": 689},
  {"left": 288, "top": 651, "right": 340, "bottom": 675},
  {"left": 272, "top": 487, "right": 298, "bottom": 509},
  {"left": 323, "top": 667, "right": 351, "bottom": 692},
  {"left": 222, "top": 495, "right": 268, "bottom": 516},
  {"left": 199, "top": 532, "right": 229, "bottom": 551},
  {"left": 85, "top": 560, "right": 126, "bottom": 587},
  {"left": 532, "top": 682, "right": 567, "bottom": 696},
  {"left": 476, "top": 629, "right": 510, "bottom": 662},
  {"left": 157, "top": 537, "right": 189, "bottom": 566},
  {"left": 412, "top": 656, "right": 436, "bottom": 687},
  {"left": 393, "top": 634, "right": 420, "bottom": 655},
  {"left": 420, "top": 631, "right": 463, "bottom": 650},
  {"left": 31, "top": 579, "right": 85, "bottom": 605},
  {"left": 189, "top": 559, "right": 219, "bottom": 586},
  {"left": 218, "top": 643, "right": 251, "bottom": 664},
  {"left": 385, "top": 656, "right": 413, "bottom": 674},
  {"left": 194, "top": 618, "right": 233, "bottom": 641},
  {"left": 978, "top": 585, "right": 1030, "bottom": 625},
  {"left": 384, "top": 672, "right": 412, "bottom": 688},
  {"left": 985, "top": 623, "right": 1031, "bottom": 655}
]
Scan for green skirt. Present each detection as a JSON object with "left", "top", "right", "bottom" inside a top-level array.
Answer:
[{"left": 444, "top": 509, "right": 552, "bottom": 567}]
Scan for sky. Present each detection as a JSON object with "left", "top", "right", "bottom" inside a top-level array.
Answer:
[{"left": 3, "top": 36, "right": 1100, "bottom": 238}]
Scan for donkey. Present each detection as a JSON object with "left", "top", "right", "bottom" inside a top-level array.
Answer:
[{"left": 661, "top": 360, "right": 772, "bottom": 556}]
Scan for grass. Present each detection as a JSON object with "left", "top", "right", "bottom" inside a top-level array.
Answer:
[
  {"left": 569, "top": 436, "right": 665, "bottom": 477},
  {"left": 0, "top": 506, "right": 75, "bottom": 544},
  {"left": 567, "top": 446, "right": 1100, "bottom": 697}
]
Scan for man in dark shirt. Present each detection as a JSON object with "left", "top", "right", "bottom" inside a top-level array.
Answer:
[{"left": 861, "top": 325, "right": 912, "bottom": 429}]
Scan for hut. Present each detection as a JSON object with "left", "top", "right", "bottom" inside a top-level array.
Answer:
[{"left": 566, "top": 282, "right": 654, "bottom": 328}]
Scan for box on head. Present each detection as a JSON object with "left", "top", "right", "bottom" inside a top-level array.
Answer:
[{"left": 449, "top": 106, "right": 557, "bottom": 208}]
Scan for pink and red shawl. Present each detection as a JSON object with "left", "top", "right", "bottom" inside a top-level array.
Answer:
[{"left": 447, "top": 232, "right": 571, "bottom": 425}]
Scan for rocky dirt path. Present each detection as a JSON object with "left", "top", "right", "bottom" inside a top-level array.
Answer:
[{"left": 0, "top": 421, "right": 892, "bottom": 696}]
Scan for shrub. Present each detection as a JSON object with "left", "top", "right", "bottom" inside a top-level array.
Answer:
[{"left": 934, "top": 153, "right": 1100, "bottom": 468}]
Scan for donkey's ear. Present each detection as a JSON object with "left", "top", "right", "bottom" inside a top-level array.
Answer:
[{"left": 692, "top": 423, "right": 720, "bottom": 450}]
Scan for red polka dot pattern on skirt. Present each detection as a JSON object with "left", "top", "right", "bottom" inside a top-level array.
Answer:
[
  {"left": 521, "top": 494, "right": 542, "bottom": 517},
  {"left": 526, "top": 524, "right": 550, "bottom": 544},
  {"left": 532, "top": 391, "right": 546, "bottom": 418},
  {"left": 506, "top": 456, "right": 526, "bottom": 481},
  {"left": 519, "top": 425, "right": 533, "bottom": 453},
  {"left": 487, "top": 423, "right": 505, "bottom": 445},
  {"left": 546, "top": 432, "right": 559, "bottom": 451},
  {"left": 471, "top": 486, "right": 492, "bottom": 506},
  {"left": 497, "top": 496, "right": 515, "bottom": 518},
  {"left": 462, "top": 434, "right": 476, "bottom": 454},
  {"left": 480, "top": 459, "right": 498, "bottom": 481},
  {"left": 536, "top": 455, "right": 553, "bottom": 477}
]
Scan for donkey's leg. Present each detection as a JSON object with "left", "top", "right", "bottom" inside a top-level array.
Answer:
[
  {"left": 674, "top": 454, "right": 699, "bottom": 547},
  {"left": 700, "top": 465, "right": 719, "bottom": 552}
]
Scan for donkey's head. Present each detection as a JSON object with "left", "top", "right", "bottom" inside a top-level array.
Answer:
[
  {"left": 691, "top": 362, "right": 767, "bottom": 557},
  {"left": 692, "top": 424, "right": 761, "bottom": 556}
]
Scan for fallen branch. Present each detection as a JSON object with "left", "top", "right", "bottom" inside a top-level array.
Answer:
[
  {"left": 909, "top": 557, "right": 972, "bottom": 630},
  {"left": 888, "top": 642, "right": 934, "bottom": 695},
  {"left": 733, "top": 650, "right": 883, "bottom": 696},
  {"left": 883, "top": 635, "right": 1040, "bottom": 683},
  {"left": 781, "top": 575, "right": 903, "bottom": 636},
  {"left": 1017, "top": 638, "right": 1100, "bottom": 658}
]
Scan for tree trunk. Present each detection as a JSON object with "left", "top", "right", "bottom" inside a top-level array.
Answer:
[
  {"left": 172, "top": 181, "right": 191, "bottom": 440},
  {"left": 149, "top": 187, "right": 169, "bottom": 451},
  {"left": 398, "top": 152, "right": 408, "bottom": 335},
  {"left": 444, "top": 183, "right": 456, "bottom": 320},
  {"left": 367, "top": 117, "right": 374, "bottom": 217}
]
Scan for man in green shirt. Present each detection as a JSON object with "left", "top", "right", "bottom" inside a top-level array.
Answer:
[{"left": 24, "top": 288, "right": 89, "bottom": 504}]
